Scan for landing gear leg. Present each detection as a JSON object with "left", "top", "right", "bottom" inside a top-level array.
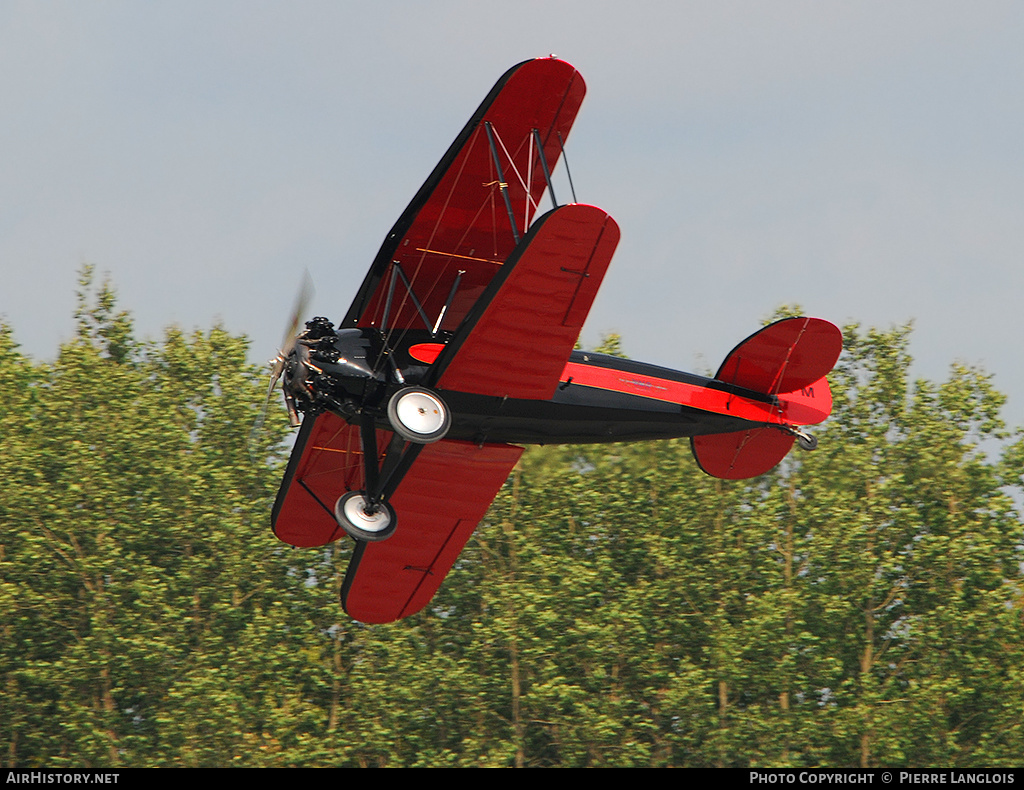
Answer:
[{"left": 339, "top": 413, "right": 427, "bottom": 543}]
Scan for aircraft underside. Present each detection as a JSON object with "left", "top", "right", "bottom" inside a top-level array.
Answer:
[
  {"left": 431, "top": 389, "right": 758, "bottom": 446},
  {"left": 268, "top": 57, "right": 843, "bottom": 624}
]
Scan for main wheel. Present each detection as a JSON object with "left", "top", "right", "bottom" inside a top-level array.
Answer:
[
  {"left": 334, "top": 491, "right": 397, "bottom": 542},
  {"left": 387, "top": 386, "right": 451, "bottom": 444}
]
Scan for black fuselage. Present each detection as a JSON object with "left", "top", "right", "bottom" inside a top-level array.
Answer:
[{"left": 287, "top": 328, "right": 766, "bottom": 446}]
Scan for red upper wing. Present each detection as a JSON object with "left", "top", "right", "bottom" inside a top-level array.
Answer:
[
  {"left": 430, "top": 203, "right": 620, "bottom": 400},
  {"left": 341, "top": 58, "right": 585, "bottom": 335}
]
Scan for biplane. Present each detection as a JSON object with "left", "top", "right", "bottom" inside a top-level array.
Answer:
[{"left": 270, "top": 57, "right": 843, "bottom": 624}]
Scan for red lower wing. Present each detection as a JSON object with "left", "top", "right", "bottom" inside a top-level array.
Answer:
[
  {"left": 341, "top": 441, "right": 522, "bottom": 623},
  {"left": 271, "top": 412, "right": 388, "bottom": 548},
  {"left": 432, "top": 203, "right": 619, "bottom": 400},
  {"left": 273, "top": 414, "right": 522, "bottom": 623}
]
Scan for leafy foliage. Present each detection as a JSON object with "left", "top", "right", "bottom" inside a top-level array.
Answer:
[{"left": 1, "top": 273, "right": 1021, "bottom": 767}]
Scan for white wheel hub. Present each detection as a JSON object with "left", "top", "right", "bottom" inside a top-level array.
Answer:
[
  {"left": 334, "top": 491, "right": 397, "bottom": 542},
  {"left": 387, "top": 387, "right": 451, "bottom": 443},
  {"left": 395, "top": 391, "right": 445, "bottom": 435},
  {"left": 341, "top": 495, "right": 390, "bottom": 533}
]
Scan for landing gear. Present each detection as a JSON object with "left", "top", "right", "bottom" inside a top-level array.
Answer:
[
  {"left": 337, "top": 388, "right": 449, "bottom": 543},
  {"left": 789, "top": 426, "right": 818, "bottom": 451},
  {"left": 387, "top": 387, "right": 451, "bottom": 444},
  {"left": 777, "top": 424, "right": 819, "bottom": 451},
  {"left": 334, "top": 491, "right": 397, "bottom": 542},
  {"left": 797, "top": 432, "right": 818, "bottom": 451}
]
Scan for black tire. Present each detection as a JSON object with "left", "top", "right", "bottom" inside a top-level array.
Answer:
[
  {"left": 386, "top": 386, "right": 451, "bottom": 444},
  {"left": 797, "top": 432, "right": 818, "bottom": 451},
  {"left": 334, "top": 491, "right": 397, "bottom": 542}
]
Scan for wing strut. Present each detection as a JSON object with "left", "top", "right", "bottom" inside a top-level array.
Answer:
[
  {"left": 380, "top": 262, "right": 466, "bottom": 339},
  {"left": 432, "top": 269, "right": 465, "bottom": 335},
  {"left": 390, "top": 263, "right": 433, "bottom": 333},
  {"left": 375, "top": 262, "right": 465, "bottom": 378},
  {"left": 557, "top": 131, "right": 577, "bottom": 203},
  {"left": 532, "top": 128, "right": 559, "bottom": 208},
  {"left": 483, "top": 121, "right": 521, "bottom": 245}
]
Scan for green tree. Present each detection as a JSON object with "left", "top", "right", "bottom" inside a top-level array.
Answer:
[
  {"left": 3, "top": 274, "right": 1022, "bottom": 768},
  {"left": 1, "top": 270, "right": 291, "bottom": 766}
]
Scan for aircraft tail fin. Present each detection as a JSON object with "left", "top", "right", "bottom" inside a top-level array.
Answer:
[{"left": 691, "top": 317, "right": 842, "bottom": 480}]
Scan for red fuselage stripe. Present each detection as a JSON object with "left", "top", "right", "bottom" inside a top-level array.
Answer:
[{"left": 559, "top": 361, "right": 783, "bottom": 424}]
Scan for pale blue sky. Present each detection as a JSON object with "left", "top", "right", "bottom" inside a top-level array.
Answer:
[{"left": 3, "top": 1, "right": 1023, "bottom": 428}]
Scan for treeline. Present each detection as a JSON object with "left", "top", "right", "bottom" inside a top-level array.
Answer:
[{"left": 2, "top": 271, "right": 1023, "bottom": 767}]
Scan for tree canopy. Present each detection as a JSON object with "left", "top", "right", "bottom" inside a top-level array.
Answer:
[{"left": 2, "top": 271, "right": 1022, "bottom": 767}]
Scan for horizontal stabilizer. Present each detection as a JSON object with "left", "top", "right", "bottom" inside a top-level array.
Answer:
[
  {"left": 716, "top": 317, "right": 842, "bottom": 396},
  {"left": 691, "top": 428, "right": 795, "bottom": 480}
]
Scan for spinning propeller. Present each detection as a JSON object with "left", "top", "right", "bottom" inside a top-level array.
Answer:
[
  {"left": 268, "top": 270, "right": 315, "bottom": 420},
  {"left": 251, "top": 271, "right": 314, "bottom": 451}
]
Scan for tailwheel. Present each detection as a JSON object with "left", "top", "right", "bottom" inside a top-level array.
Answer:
[
  {"left": 778, "top": 424, "right": 818, "bottom": 451},
  {"left": 792, "top": 428, "right": 818, "bottom": 451},
  {"left": 387, "top": 387, "right": 451, "bottom": 444},
  {"left": 334, "top": 491, "right": 397, "bottom": 542}
]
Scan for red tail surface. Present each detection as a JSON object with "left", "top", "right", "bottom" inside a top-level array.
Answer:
[
  {"left": 692, "top": 429, "right": 796, "bottom": 480},
  {"left": 692, "top": 318, "right": 842, "bottom": 480}
]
